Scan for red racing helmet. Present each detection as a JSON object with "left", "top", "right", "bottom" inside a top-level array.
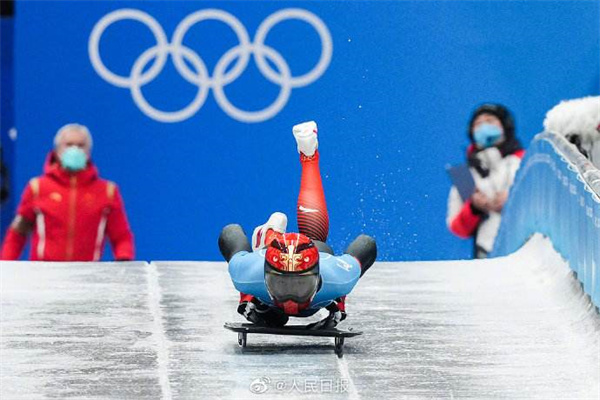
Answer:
[{"left": 264, "top": 233, "right": 320, "bottom": 315}]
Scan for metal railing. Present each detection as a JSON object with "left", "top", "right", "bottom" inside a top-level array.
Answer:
[{"left": 492, "top": 132, "right": 600, "bottom": 308}]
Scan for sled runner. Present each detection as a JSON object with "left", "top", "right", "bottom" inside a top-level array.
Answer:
[{"left": 224, "top": 322, "right": 362, "bottom": 357}]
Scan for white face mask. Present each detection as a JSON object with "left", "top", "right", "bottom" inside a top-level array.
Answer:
[
  {"left": 473, "top": 123, "right": 503, "bottom": 148},
  {"left": 60, "top": 146, "right": 88, "bottom": 171}
]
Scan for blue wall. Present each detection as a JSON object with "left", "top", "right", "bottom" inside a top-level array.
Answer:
[
  {"left": 12, "top": 0, "right": 600, "bottom": 261},
  {"left": 493, "top": 132, "right": 600, "bottom": 308},
  {"left": 1, "top": 16, "right": 15, "bottom": 242}
]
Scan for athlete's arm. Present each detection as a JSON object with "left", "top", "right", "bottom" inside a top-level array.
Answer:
[
  {"left": 344, "top": 234, "right": 377, "bottom": 277},
  {"left": 218, "top": 224, "right": 251, "bottom": 262},
  {"left": 306, "top": 301, "right": 346, "bottom": 330}
]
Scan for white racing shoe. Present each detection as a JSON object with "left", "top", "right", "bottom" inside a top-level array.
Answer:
[
  {"left": 292, "top": 121, "right": 318, "bottom": 157},
  {"left": 252, "top": 212, "right": 288, "bottom": 251}
]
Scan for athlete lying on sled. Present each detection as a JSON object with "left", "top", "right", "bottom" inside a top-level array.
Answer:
[{"left": 218, "top": 121, "right": 377, "bottom": 329}]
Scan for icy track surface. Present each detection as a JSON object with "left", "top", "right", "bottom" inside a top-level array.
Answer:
[{"left": 1, "top": 235, "right": 599, "bottom": 399}]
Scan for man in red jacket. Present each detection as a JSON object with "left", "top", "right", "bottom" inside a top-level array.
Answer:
[{"left": 1, "top": 123, "right": 134, "bottom": 261}]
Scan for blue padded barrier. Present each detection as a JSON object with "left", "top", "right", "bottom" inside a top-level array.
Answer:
[{"left": 492, "top": 132, "right": 600, "bottom": 308}]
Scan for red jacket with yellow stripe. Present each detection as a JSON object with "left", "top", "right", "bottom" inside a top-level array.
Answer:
[{"left": 0, "top": 152, "right": 134, "bottom": 261}]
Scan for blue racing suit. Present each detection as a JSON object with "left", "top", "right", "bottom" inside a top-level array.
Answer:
[{"left": 229, "top": 248, "right": 361, "bottom": 317}]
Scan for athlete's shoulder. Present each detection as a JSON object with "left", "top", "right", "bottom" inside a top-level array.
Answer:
[
  {"left": 231, "top": 249, "right": 266, "bottom": 264},
  {"left": 319, "top": 253, "right": 360, "bottom": 273}
]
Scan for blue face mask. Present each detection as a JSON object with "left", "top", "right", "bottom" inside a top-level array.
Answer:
[
  {"left": 60, "top": 146, "right": 88, "bottom": 171},
  {"left": 473, "top": 123, "right": 503, "bottom": 148}
]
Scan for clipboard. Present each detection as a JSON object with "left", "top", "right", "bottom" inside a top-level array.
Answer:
[{"left": 445, "top": 163, "right": 475, "bottom": 201}]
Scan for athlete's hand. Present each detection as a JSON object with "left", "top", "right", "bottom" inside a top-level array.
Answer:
[
  {"left": 238, "top": 301, "right": 289, "bottom": 327},
  {"left": 489, "top": 191, "right": 508, "bottom": 213},
  {"left": 238, "top": 301, "right": 268, "bottom": 326},
  {"left": 471, "top": 189, "right": 490, "bottom": 212},
  {"left": 306, "top": 303, "right": 346, "bottom": 330}
]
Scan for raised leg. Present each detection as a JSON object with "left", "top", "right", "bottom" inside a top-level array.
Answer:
[{"left": 293, "top": 121, "right": 330, "bottom": 243}]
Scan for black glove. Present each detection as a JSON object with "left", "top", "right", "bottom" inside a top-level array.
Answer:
[
  {"left": 238, "top": 301, "right": 267, "bottom": 325},
  {"left": 306, "top": 302, "right": 347, "bottom": 330},
  {"left": 237, "top": 300, "right": 288, "bottom": 327}
]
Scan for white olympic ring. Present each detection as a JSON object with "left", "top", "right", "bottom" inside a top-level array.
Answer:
[{"left": 88, "top": 8, "right": 333, "bottom": 123}]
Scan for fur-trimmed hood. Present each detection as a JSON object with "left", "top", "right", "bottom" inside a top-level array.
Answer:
[{"left": 543, "top": 96, "right": 600, "bottom": 142}]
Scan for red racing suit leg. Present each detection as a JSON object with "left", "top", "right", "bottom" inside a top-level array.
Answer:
[{"left": 297, "top": 151, "right": 329, "bottom": 242}]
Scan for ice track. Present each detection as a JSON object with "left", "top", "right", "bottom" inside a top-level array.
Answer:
[{"left": 1, "top": 235, "right": 599, "bottom": 399}]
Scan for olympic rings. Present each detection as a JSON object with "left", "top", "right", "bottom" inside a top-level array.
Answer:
[{"left": 88, "top": 8, "right": 332, "bottom": 123}]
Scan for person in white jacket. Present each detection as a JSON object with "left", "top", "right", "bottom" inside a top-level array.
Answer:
[
  {"left": 447, "top": 104, "right": 525, "bottom": 258},
  {"left": 543, "top": 96, "right": 600, "bottom": 168}
]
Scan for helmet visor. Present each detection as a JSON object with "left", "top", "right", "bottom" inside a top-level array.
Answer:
[{"left": 265, "top": 269, "right": 319, "bottom": 304}]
